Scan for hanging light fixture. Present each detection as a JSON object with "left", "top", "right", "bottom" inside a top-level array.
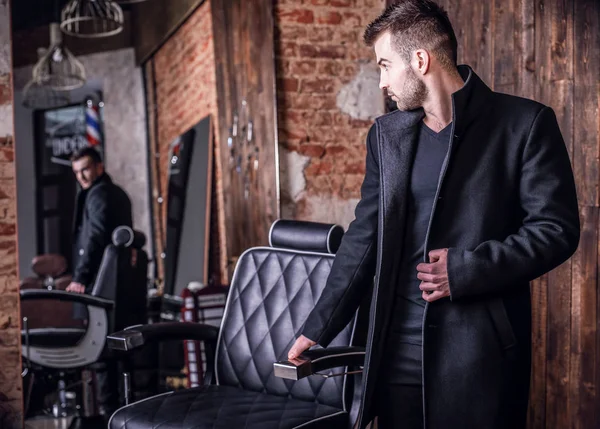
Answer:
[
  {"left": 61, "top": 0, "right": 124, "bottom": 39},
  {"left": 22, "top": 80, "right": 71, "bottom": 110},
  {"left": 32, "top": 23, "right": 86, "bottom": 91},
  {"left": 23, "top": 48, "right": 71, "bottom": 109}
]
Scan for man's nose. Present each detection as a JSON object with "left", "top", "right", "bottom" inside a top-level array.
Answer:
[{"left": 379, "top": 77, "right": 387, "bottom": 90}]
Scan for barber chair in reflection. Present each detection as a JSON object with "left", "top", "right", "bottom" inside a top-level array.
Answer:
[
  {"left": 20, "top": 226, "right": 149, "bottom": 420},
  {"left": 107, "top": 220, "right": 368, "bottom": 429}
]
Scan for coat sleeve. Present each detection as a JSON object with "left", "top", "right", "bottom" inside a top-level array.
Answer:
[
  {"left": 72, "top": 187, "right": 111, "bottom": 291},
  {"left": 301, "top": 125, "right": 380, "bottom": 347},
  {"left": 447, "top": 106, "right": 580, "bottom": 300}
]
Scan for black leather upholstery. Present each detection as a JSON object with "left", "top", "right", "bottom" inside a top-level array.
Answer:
[
  {"left": 91, "top": 228, "right": 149, "bottom": 331},
  {"left": 112, "top": 226, "right": 147, "bottom": 249},
  {"left": 23, "top": 328, "right": 86, "bottom": 348},
  {"left": 109, "top": 385, "right": 347, "bottom": 429},
  {"left": 269, "top": 219, "right": 344, "bottom": 254},
  {"left": 216, "top": 248, "right": 352, "bottom": 409},
  {"left": 109, "top": 220, "right": 360, "bottom": 429}
]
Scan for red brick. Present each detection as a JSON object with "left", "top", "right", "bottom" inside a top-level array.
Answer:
[
  {"left": 305, "top": 160, "right": 333, "bottom": 176},
  {"left": 331, "top": 0, "right": 352, "bottom": 6},
  {"left": 309, "top": 0, "right": 329, "bottom": 5},
  {"left": 298, "top": 144, "right": 326, "bottom": 158},
  {"left": 0, "top": 84, "right": 11, "bottom": 106},
  {"left": 312, "top": 112, "right": 333, "bottom": 126},
  {"left": 289, "top": 60, "right": 318, "bottom": 76},
  {"left": 299, "top": 44, "right": 346, "bottom": 59},
  {"left": 276, "top": 8, "right": 315, "bottom": 24},
  {"left": 306, "top": 27, "right": 336, "bottom": 43},
  {"left": 0, "top": 149, "right": 14, "bottom": 163},
  {"left": 342, "top": 11, "right": 362, "bottom": 27},
  {"left": 279, "top": 78, "right": 300, "bottom": 92},
  {"left": 284, "top": 93, "right": 338, "bottom": 110},
  {"left": 317, "top": 61, "right": 343, "bottom": 76},
  {"left": 276, "top": 25, "right": 308, "bottom": 41},
  {"left": 325, "top": 145, "right": 347, "bottom": 156},
  {"left": 332, "top": 112, "right": 350, "bottom": 125},
  {"left": 0, "top": 223, "right": 16, "bottom": 236},
  {"left": 278, "top": 42, "right": 299, "bottom": 58},
  {"left": 343, "top": 162, "right": 365, "bottom": 175},
  {"left": 300, "top": 78, "right": 337, "bottom": 93},
  {"left": 316, "top": 11, "right": 343, "bottom": 25}
]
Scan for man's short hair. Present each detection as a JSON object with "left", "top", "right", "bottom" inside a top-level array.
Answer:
[
  {"left": 70, "top": 146, "right": 103, "bottom": 164},
  {"left": 364, "top": 0, "right": 458, "bottom": 71}
]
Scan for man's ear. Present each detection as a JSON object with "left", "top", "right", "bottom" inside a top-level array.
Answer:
[{"left": 413, "top": 49, "right": 431, "bottom": 75}]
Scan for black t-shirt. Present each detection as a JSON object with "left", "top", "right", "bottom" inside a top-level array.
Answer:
[{"left": 383, "top": 120, "right": 452, "bottom": 385}]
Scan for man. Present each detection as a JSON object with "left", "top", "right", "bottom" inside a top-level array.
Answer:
[
  {"left": 287, "top": 1, "right": 580, "bottom": 429},
  {"left": 66, "top": 147, "right": 132, "bottom": 295},
  {"left": 66, "top": 146, "right": 132, "bottom": 417}
]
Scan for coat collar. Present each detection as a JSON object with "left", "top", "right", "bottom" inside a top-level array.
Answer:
[{"left": 375, "top": 65, "right": 492, "bottom": 138}]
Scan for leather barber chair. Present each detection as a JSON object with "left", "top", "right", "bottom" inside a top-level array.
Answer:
[
  {"left": 20, "top": 226, "right": 149, "bottom": 418},
  {"left": 20, "top": 254, "right": 80, "bottom": 331},
  {"left": 107, "top": 220, "right": 368, "bottom": 429}
]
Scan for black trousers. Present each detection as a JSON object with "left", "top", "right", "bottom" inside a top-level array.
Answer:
[
  {"left": 92, "top": 360, "right": 120, "bottom": 414},
  {"left": 376, "top": 384, "right": 423, "bottom": 429}
]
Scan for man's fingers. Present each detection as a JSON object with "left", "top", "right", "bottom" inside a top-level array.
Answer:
[
  {"left": 288, "top": 335, "right": 316, "bottom": 360},
  {"left": 419, "top": 281, "right": 438, "bottom": 292},
  {"left": 416, "top": 272, "right": 436, "bottom": 282},
  {"left": 422, "top": 290, "right": 445, "bottom": 302},
  {"left": 416, "top": 262, "right": 434, "bottom": 273}
]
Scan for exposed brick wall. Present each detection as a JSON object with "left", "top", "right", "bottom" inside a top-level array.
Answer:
[
  {"left": 274, "top": 0, "right": 386, "bottom": 227},
  {"left": 147, "top": 0, "right": 386, "bottom": 287},
  {"left": 146, "top": 0, "right": 227, "bottom": 286},
  {"left": 0, "top": 1, "right": 22, "bottom": 427}
]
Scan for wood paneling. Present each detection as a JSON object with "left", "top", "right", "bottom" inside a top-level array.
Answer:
[
  {"left": 388, "top": 0, "right": 599, "bottom": 427},
  {"left": 212, "top": 0, "right": 280, "bottom": 278}
]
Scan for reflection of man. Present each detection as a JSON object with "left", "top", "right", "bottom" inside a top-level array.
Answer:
[
  {"left": 66, "top": 146, "right": 132, "bottom": 418},
  {"left": 288, "top": 1, "right": 580, "bottom": 429},
  {"left": 66, "top": 147, "right": 132, "bottom": 294}
]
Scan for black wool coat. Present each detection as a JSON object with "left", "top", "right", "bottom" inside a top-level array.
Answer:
[
  {"left": 302, "top": 65, "right": 580, "bottom": 429},
  {"left": 72, "top": 173, "right": 133, "bottom": 292}
]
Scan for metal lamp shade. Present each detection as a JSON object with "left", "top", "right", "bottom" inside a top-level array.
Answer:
[
  {"left": 32, "top": 44, "right": 86, "bottom": 91},
  {"left": 22, "top": 79, "right": 71, "bottom": 110},
  {"left": 61, "top": 0, "right": 124, "bottom": 38}
]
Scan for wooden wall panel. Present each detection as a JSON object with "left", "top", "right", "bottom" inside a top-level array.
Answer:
[
  {"left": 212, "top": 0, "right": 279, "bottom": 278},
  {"left": 393, "top": 0, "right": 600, "bottom": 427}
]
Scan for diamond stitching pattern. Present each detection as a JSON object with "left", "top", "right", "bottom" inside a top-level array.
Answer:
[{"left": 217, "top": 248, "right": 355, "bottom": 408}]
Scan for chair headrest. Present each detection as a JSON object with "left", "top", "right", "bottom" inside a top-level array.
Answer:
[
  {"left": 112, "top": 226, "right": 146, "bottom": 249},
  {"left": 268, "top": 220, "right": 344, "bottom": 254},
  {"left": 31, "top": 254, "right": 67, "bottom": 278}
]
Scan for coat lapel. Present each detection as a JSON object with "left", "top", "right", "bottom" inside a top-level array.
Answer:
[{"left": 376, "top": 109, "right": 422, "bottom": 261}]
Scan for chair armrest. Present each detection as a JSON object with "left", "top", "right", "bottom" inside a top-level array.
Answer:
[
  {"left": 107, "top": 322, "right": 219, "bottom": 352},
  {"left": 273, "top": 346, "right": 365, "bottom": 380},
  {"left": 19, "top": 289, "right": 114, "bottom": 310}
]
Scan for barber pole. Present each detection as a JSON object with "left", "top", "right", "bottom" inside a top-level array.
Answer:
[
  {"left": 85, "top": 99, "right": 101, "bottom": 147},
  {"left": 180, "top": 287, "right": 202, "bottom": 388}
]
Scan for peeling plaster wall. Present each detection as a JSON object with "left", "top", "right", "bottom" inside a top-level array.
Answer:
[
  {"left": 337, "top": 62, "right": 384, "bottom": 121},
  {"left": 275, "top": 0, "right": 385, "bottom": 229},
  {"left": 13, "top": 48, "right": 151, "bottom": 278}
]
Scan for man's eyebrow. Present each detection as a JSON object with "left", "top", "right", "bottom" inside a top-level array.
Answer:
[{"left": 377, "top": 58, "right": 391, "bottom": 65}]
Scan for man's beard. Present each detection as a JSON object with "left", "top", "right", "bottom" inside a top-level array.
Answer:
[{"left": 390, "top": 67, "right": 428, "bottom": 111}]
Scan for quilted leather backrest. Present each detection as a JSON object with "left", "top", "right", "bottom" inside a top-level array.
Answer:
[{"left": 216, "top": 247, "right": 354, "bottom": 409}]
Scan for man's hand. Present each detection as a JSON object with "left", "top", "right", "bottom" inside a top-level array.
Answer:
[
  {"left": 288, "top": 335, "right": 317, "bottom": 360},
  {"left": 416, "top": 248, "right": 450, "bottom": 303},
  {"left": 66, "top": 282, "right": 86, "bottom": 294}
]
